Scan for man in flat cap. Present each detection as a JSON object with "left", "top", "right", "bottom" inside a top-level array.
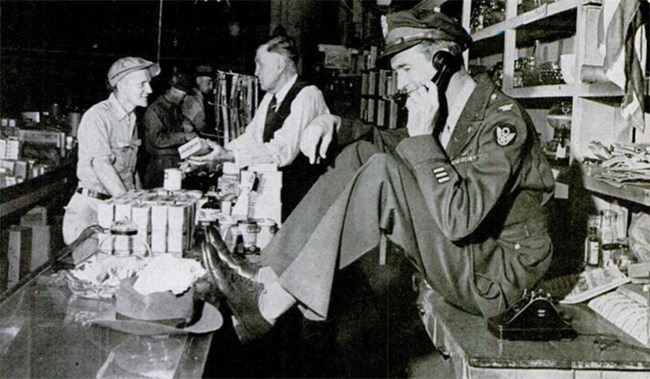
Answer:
[
  {"left": 63, "top": 57, "right": 159, "bottom": 244},
  {"left": 203, "top": 7, "right": 555, "bottom": 376},
  {"left": 142, "top": 73, "right": 197, "bottom": 188}
]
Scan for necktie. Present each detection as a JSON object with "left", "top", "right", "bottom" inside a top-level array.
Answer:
[
  {"left": 433, "top": 89, "right": 449, "bottom": 144},
  {"left": 263, "top": 95, "right": 277, "bottom": 142}
]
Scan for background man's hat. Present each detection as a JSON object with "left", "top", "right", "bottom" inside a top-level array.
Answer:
[
  {"left": 170, "top": 73, "right": 194, "bottom": 93},
  {"left": 380, "top": 9, "right": 472, "bottom": 62},
  {"left": 108, "top": 57, "right": 160, "bottom": 87},
  {"left": 195, "top": 65, "right": 214, "bottom": 77}
]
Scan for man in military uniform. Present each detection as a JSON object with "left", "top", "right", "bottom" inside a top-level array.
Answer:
[
  {"left": 181, "top": 65, "right": 214, "bottom": 134},
  {"left": 142, "top": 73, "right": 197, "bottom": 188},
  {"left": 205, "top": 8, "right": 555, "bottom": 376}
]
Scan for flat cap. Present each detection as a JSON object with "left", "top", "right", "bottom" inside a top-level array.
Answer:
[
  {"left": 108, "top": 57, "right": 161, "bottom": 87},
  {"left": 380, "top": 9, "right": 472, "bottom": 61}
]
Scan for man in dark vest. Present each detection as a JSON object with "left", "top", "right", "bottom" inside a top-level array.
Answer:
[{"left": 194, "top": 35, "right": 330, "bottom": 220}]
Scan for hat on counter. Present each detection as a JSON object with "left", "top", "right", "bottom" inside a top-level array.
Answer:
[
  {"left": 379, "top": 8, "right": 472, "bottom": 62},
  {"left": 170, "top": 73, "right": 194, "bottom": 94},
  {"left": 108, "top": 57, "right": 161, "bottom": 87}
]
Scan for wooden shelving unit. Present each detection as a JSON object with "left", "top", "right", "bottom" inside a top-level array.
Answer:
[
  {"left": 472, "top": 0, "right": 578, "bottom": 42},
  {"left": 583, "top": 176, "right": 650, "bottom": 207},
  {"left": 462, "top": 0, "right": 649, "bottom": 272}
]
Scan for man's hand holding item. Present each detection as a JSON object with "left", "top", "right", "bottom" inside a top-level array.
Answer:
[
  {"left": 189, "top": 139, "right": 234, "bottom": 164},
  {"left": 405, "top": 81, "right": 440, "bottom": 137},
  {"left": 300, "top": 114, "right": 341, "bottom": 164}
]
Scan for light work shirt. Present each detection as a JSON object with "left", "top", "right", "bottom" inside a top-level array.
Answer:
[
  {"left": 226, "top": 74, "right": 330, "bottom": 168},
  {"left": 76, "top": 93, "right": 139, "bottom": 193}
]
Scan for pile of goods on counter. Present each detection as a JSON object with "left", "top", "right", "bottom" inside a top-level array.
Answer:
[
  {"left": 584, "top": 142, "right": 650, "bottom": 187},
  {"left": 58, "top": 162, "right": 283, "bottom": 335},
  {"left": 65, "top": 251, "right": 222, "bottom": 335}
]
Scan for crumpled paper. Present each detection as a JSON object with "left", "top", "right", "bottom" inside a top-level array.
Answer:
[{"left": 133, "top": 255, "right": 206, "bottom": 295}]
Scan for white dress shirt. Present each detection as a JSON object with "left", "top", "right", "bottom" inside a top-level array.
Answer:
[{"left": 226, "top": 74, "right": 330, "bottom": 168}]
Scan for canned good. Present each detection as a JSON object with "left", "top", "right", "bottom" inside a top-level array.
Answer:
[
  {"left": 257, "top": 219, "right": 278, "bottom": 250},
  {"left": 239, "top": 220, "right": 259, "bottom": 249}
]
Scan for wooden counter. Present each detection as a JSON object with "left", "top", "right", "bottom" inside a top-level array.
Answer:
[{"left": 416, "top": 279, "right": 650, "bottom": 378}]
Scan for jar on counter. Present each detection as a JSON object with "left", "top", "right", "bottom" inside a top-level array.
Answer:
[{"left": 98, "top": 220, "right": 150, "bottom": 257}]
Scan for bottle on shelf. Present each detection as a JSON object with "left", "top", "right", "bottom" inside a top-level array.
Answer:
[
  {"left": 611, "top": 238, "right": 635, "bottom": 274},
  {"left": 584, "top": 214, "right": 601, "bottom": 268},
  {"left": 599, "top": 210, "right": 618, "bottom": 267}
]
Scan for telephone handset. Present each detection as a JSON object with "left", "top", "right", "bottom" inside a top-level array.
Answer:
[
  {"left": 390, "top": 50, "right": 461, "bottom": 106},
  {"left": 430, "top": 50, "right": 461, "bottom": 90}
]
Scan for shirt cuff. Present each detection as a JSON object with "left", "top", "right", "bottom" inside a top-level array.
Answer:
[{"left": 224, "top": 141, "right": 245, "bottom": 168}]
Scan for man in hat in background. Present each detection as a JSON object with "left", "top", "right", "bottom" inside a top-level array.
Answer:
[
  {"left": 142, "top": 73, "right": 197, "bottom": 188},
  {"left": 203, "top": 6, "right": 556, "bottom": 377},
  {"left": 62, "top": 57, "right": 159, "bottom": 245},
  {"left": 182, "top": 65, "right": 215, "bottom": 135}
]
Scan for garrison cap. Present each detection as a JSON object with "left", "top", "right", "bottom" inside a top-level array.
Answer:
[
  {"left": 380, "top": 9, "right": 472, "bottom": 61},
  {"left": 108, "top": 57, "right": 161, "bottom": 87},
  {"left": 170, "top": 73, "right": 194, "bottom": 94},
  {"left": 195, "top": 64, "right": 214, "bottom": 78}
]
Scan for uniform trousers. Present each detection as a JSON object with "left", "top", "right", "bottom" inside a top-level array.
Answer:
[{"left": 261, "top": 139, "right": 551, "bottom": 320}]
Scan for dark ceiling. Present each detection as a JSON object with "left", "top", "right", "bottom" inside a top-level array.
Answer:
[
  {"left": 0, "top": 0, "right": 272, "bottom": 113},
  {"left": 1, "top": 0, "right": 270, "bottom": 62}
]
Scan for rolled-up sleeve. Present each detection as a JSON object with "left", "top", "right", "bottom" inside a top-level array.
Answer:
[
  {"left": 227, "top": 86, "right": 329, "bottom": 168},
  {"left": 77, "top": 111, "right": 113, "bottom": 160}
]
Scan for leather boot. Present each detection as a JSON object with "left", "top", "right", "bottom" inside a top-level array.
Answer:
[
  {"left": 205, "top": 223, "right": 260, "bottom": 279},
  {"left": 202, "top": 240, "right": 273, "bottom": 343}
]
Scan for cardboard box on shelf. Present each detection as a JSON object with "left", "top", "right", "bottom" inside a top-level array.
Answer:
[
  {"left": 29, "top": 225, "right": 51, "bottom": 271},
  {"left": 5, "top": 139, "right": 20, "bottom": 160},
  {"left": 5, "top": 226, "right": 32, "bottom": 289},
  {"left": 20, "top": 206, "right": 48, "bottom": 226}
]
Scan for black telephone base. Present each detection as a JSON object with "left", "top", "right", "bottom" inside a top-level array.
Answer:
[
  {"left": 487, "top": 289, "right": 577, "bottom": 341},
  {"left": 488, "top": 320, "right": 577, "bottom": 341}
]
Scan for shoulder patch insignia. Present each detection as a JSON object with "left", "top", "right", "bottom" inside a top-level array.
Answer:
[
  {"left": 498, "top": 104, "right": 514, "bottom": 111},
  {"left": 495, "top": 125, "right": 516, "bottom": 146}
]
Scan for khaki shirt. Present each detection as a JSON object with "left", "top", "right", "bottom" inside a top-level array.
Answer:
[{"left": 76, "top": 93, "right": 139, "bottom": 193}]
